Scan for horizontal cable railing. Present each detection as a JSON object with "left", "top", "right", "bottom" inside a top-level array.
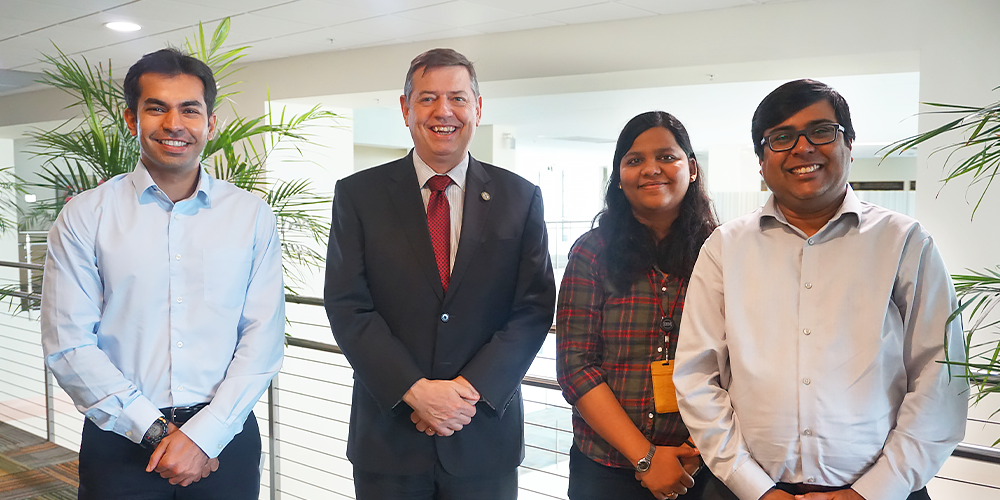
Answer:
[{"left": 1, "top": 257, "right": 998, "bottom": 499}]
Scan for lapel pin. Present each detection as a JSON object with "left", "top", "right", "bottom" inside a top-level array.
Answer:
[{"left": 481, "top": 191, "right": 491, "bottom": 201}]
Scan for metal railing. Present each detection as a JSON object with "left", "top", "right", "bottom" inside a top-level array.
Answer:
[{"left": 1, "top": 258, "right": 998, "bottom": 499}]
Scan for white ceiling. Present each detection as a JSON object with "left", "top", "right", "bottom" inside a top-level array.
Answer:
[{"left": 0, "top": 0, "right": 793, "bottom": 93}]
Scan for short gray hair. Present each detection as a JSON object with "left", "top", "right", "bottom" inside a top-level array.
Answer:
[{"left": 403, "top": 48, "right": 480, "bottom": 102}]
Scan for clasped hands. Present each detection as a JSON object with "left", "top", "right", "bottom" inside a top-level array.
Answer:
[
  {"left": 404, "top": 376, "right": 480, "bottom": 437},
  {"left": 635, "top": 443, "right": 701, "bottom": 500},
  {"left": 146, "top": 422, "right": 219, "bottom": 486}
]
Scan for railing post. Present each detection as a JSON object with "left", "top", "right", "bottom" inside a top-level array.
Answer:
[
  {"left": 44, "top": 366, "right": 56, "bottom": 442},
  {"left": 268, "top": 375, "right": 280, "bottom": 500}
]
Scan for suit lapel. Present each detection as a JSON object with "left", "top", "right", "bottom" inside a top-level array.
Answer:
[
  {"left": 448, "top": 157, "right": 491, "bottom": 302},
  {"left": 386, "top": 153, "right": 445, "bottom": 300}
]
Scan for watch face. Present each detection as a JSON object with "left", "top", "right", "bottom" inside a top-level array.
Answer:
[
  {"left": 150, "top": 423, "right": 166, "bottom": 439},
  {"left": 146, "top": 418, "right": 167, "bottom": 443},
  {"left": 636, "top": 459, "right": 651, "bottom": 472}
]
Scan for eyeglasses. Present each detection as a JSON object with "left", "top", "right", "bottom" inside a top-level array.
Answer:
[{"left": 760, "top": 123, "right": 845, "bottom": 152}]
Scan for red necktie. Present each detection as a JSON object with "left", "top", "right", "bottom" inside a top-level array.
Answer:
[{"left": 426, "top": 175, "right": 453, "bottom": 292}]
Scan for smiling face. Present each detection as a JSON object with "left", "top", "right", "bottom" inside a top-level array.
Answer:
[
  {"left": 400, "top": 65, "right": 482, "bottom": 173},
  {"left": 759, "top": 99, "right": 852, "bottom": 218},
  {"left": 124, "top": 72, "right": 216, "bottom": 177},
  {"left": 619, "top": 126, "right": 696, "bottom": 234}
]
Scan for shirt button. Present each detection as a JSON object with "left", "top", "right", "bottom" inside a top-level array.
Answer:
[
  {"left": 175, "top": 254, "right": 181, "bottom": 260},
  {"left": 803, "top": 328, "right": 811, "bottom": 335},
  {"left": 126, "top": 431, "right": 132, "bottom": 437},
  {"left": 648, "top": 413, "right": 654, "bottom": 419},
  {"left": 218, "top": 444, "right": 224, "bottom": 450},
  {"left": 806, "top": 477, "right": 815, "bottom": 483},
  {"left": 177, "top": 386, "right": 184, "bottom": 391},
  {"left": 176, "top": 342, "right": 183, "bottom": 348},
  {"left": 174, "top": 214, "right": 180, "bottom": 220},
  {"left": 440, "top": 313, "right": 449, "bottom": 323},
  {"left": 657, "top": 347, "right": 663, "bottom": 352},
  {"left": 661, "top": 286, "right": 667, "bottom": 292},
  {"left": 802, "top": 378, "right": 811, "bottom": 386},
  {"left": 803, "top": 429, "right": 812, "bottom": 436},
  {"left": 807, "top": 238, "right": 815, "bottom": 245},
  {"left": 804, "top": 283, "right": 812, "bottom": 289},
  {"left": 176, "top": 297, "right": 183, "bottom": 303}
]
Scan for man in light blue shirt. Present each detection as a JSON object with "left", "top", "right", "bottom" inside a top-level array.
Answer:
[{"left": 40, "top": 48, "right": 284, "bottom": 499}]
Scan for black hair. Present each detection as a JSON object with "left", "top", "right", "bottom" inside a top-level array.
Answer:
[
  {"left": 596, "top": 111, "right": 717, "bottom": 290},
  {"left": 403, "top": 48, "right": 479, "bottom": 102},
  {"left": 124, "top": 48, "right": 217, "bottom": 115},
  {"left": 751, "top": 79, "right": 855, "bottom": 158}
]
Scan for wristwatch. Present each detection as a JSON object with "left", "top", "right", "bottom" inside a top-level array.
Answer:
[
  {"left": 634, "top": 443, "right": 657, "bottom": 472},
  {"left": 141, "top": 416, "right": 169, "bottom": 449}
]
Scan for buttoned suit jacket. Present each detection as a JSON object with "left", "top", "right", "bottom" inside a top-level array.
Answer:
[{"left": 324, "top": 152, "right": 556, "bottom": 476}]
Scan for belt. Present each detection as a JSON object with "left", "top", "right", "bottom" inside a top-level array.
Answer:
[
  {"left": 775, "top": 483, "right": 850, "bottom": 495},
  {"left": 160, "top": 403, "right": 210, "bottom": 425}
]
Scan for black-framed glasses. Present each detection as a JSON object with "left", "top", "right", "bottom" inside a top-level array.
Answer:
[{"left": 760, "top": 123, "right": 845, "bottom": 152}]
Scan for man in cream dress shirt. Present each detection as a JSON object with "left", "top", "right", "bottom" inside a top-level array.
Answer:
[{"left": 674, "top": 79, "right": 967, "bottom": 500}]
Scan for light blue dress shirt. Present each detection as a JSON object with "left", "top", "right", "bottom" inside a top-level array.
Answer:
[{"left": 41, "top": 162, "right": 285, "bottom": 459}]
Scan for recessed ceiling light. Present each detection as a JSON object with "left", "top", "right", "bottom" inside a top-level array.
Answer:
[{"left": 105, "top": 22, "right": 141, "bottom": 32}]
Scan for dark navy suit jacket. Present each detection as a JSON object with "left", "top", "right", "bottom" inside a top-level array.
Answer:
[{"left": 324, "top": 152, "right": 556, "bottom": 476}]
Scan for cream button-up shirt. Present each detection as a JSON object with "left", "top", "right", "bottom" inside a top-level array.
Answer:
[{"left": 674, "top": 187, "right": 967, "bottom": 500}]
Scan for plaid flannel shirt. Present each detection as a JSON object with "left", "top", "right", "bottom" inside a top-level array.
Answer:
[{"left": 556, "top": 229, "right": 689, "bottom": 469}]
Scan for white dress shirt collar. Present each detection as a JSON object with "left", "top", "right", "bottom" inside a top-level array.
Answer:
[
  {"left": 413, "top": 151, "right": 469, "bottom": 191},
  {"left": 759, "top": 185, "right": 863, "bottom": 235}
]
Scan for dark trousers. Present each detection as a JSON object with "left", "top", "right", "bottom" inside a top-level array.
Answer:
[
  {"left": 78, "top": 412, "right": 261, "bottom": 500},
  {"left": 568, "top": 444, "right": 739, "bottom": 500},
  {"left": 353, "top": 461, "right": 518, "bottom": 500},
  {"left": 775, "top": 482, "right": 931, "bottom": 499}
]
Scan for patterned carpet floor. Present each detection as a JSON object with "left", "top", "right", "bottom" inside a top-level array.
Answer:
[{"left": 0, "top": 422, "right": 77, "bottom": 500}]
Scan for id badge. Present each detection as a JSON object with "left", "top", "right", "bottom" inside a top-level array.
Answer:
[{"left": 650, "top": 360, "right": 678, "bottom": 413}]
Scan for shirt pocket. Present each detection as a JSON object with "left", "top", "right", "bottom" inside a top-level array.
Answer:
[{"left": 203, "top": 249, "right": 253, "bottom": 309}]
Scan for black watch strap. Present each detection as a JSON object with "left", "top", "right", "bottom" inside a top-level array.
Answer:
[{"left": 140, "top": 416, "right": 169, "bottom": 449}]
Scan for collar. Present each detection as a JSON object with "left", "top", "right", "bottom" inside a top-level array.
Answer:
[
  {"left": 130, "top": 160, "right": 212, "bottom": 209},
  {"left": 413, "top": 151, "right": 469, "bottom": 191},
  {"left": 759, "top": 185, "right": 862, "bottom": 231}
]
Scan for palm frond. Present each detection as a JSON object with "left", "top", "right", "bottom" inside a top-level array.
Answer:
[{"left": 880, "top": 91, "right": 1000, "bottom": 219}]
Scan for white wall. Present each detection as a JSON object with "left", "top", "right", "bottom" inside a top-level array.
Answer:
[
  {"left": 353, "top": 144, "right": 408, "bottom": 173},
  {"left": 911, "top": 0, "right": 1000, "bottom": 274}
]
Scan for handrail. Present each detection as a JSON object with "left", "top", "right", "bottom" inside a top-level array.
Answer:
[
  {"left": 0, "top": 260, "right": 44, "bottom": 271},
  {"left": 954, "top": 442, "right": 1000, "bottom": 463},
  {"left": 0, "top": 259, "right": 997, "bottom": 468}
]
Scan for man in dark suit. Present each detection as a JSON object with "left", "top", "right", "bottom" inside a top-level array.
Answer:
[{"left": 324, "top": 48, "right": 556, "bottom": 499}]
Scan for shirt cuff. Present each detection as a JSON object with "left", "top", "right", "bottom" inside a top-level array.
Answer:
[
  {"left": 852, "top": 462, "right": 913, "bottom": 500},
  {"left": 724, "top": 459, "right": 776, "bottom": 500},
  {"left": 560, "top": 368, "right": 606, "bottom": 405},
  {"left": 180, "top": 406, "right": 239, "bottom": 459},
  {"left": 113, "top": 397, "right": 163, "bottom": 445}
]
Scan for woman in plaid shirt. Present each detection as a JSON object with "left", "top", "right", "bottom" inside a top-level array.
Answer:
[{"left": 556, "top": 112, "right": 734, "bottom": 500}]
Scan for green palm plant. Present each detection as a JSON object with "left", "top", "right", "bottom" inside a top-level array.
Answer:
[
  {"left": 882, "top": 89, "right": 1000, "bottom": 408},
  {"left": 0, "top": 167, "right": 24, "bottom": 235},
  {"left": 25, "top": 18, "right": 339, "bottom": 290}
]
